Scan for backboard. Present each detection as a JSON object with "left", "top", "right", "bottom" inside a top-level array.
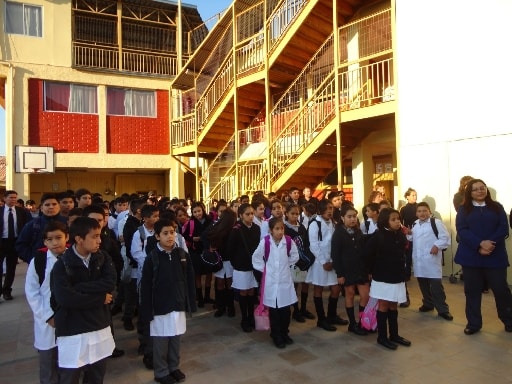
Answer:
[{"left": 15, "top": 146, "right": 55, "bottom": 173}]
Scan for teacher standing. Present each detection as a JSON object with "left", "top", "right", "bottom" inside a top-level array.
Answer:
[{"left": 454, "top": 178, "right": 512, "bottom": 335}]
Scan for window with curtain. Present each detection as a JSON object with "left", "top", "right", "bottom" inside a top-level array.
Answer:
[
  {"left": 107, "top": 88, "right": 156, "bottom": 117},
  {"left": 5, "top": 2, "right": 42, "bottom": 37},
  {"left": 44, "top": 81, "right": 97, "bottom": 113}
]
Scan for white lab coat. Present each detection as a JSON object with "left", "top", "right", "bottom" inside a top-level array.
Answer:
[
  {"left": 410, "top": 218, "right": 451, "bottom": 278},
  {"left": 25, "top": 250, "right": 58, "bottom": 350},
  {"left": 252, "top": 236, "right": 299, "bottom": 308}
]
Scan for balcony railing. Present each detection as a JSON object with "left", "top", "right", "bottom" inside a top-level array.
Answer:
[
  {"left": 73, "top": 43, "right": 119, "bottom": 71},
  {"left": 236, "top": 33, "right": 265, "bottom": 75},
  {"left": 171, "top": 113, "right": 195, "bottom": 148},
  {"left": 267, "top": 0, "right": 307, "bottom": 54},
  {"left": 122, "top": 49, "right": 178, "bottom": 75}
]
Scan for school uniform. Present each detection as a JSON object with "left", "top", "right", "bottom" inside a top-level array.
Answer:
[
  {"left": 410, "top": 218, "right": 451, "bottom": 313},
  {"left": 253, "top": 235, "right": 299, "bottom": 345},
  {"left": 25, "top": 249, "right": 61, "bottom": 384},
  {"left": 331, "top": 226, "right": 368, "bottom": 286},
  {"left": 305, "top": 218, "right": 337, "bottom": 286}
]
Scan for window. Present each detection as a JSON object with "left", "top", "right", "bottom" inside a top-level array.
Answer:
[
  {"left": 107, "top": 88, "right": 156, "bottom": 117},
  {"left": 5, "top": 2, "right": 42, "bottom": 37},
  {"left": 44, "top": 82, "right": 98, "bottom": 114}
]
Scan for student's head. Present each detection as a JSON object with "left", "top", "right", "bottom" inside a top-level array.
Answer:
[
  {"left": 57, "top": 192, "right": 75, "bottom": 216},
  {"left": 114, "top": 197, "right": 128, "bottom": 213},
  {"left": 251, "top": 200, "right": 265, "bottom": 219},
  {"left": 303, "top": 187, "right": 312, "bottom": 198},
  {"left": 317, "top": 199, "right": 333, "bottom": 220},
  {"left": 379, "top": 200, "right": 392, "bottom": 210},
  {"left": 141, "top": 204, "right": 160, "bottom": 228},
  {"left": 208, "top": 209, "right": 237, "bottom": 247},
  {"left": 239, "top": 195, "right": 250, "bottom": 205},
  {"left": 82, "top": 204, "right": 107, "bottom": 228},
  {"left": 69, "top": 217, "right": 101, "bottom": 254},
  {"left": 175, "top": 207, "right": 189, "bottom": 225},
  {"left": 327, "top": 191, "right": 342, "bottom": 208},
  {"left": 42, "top": 221, "right": 69, "bottom": 256},
  {"left": 270, "top": 199, "right": 284, "bottom": 218},
  {"left": 285, "top": 204, "right": 301, "bottom": 224},
  {"left": 340, "top": 205, "right": 358, "bottom": 229},
  {"left": 268, "top": 217, "right": 285, "bottom": 241},
  {"left": 40, "top": 193, "right": 60, "bottom": 217},
  {"left": 75, "top": 188, "right": 92, "bottom": 209},
  {"left": 67, "top": 208, "right": 83, "bottom": 226},
  {"left": 377, "top": 208, "right": 402, "bottom": 231},
  {"left": 191, "top": 202, "right": 206, "bottom": 221},
  {"left": 3, "top": 190, "right": 18, "bottom": 207},
  {"left": 238, "top": 203, "right": 254, "bottom": 226},
  {"left": 154, "top": 218, "right": 176, "bottom": 251},
  {"left": 365, "top": 203, "right": 380, "bottom": 220},
  {"left": 416, "top": 202, "right": 431, "bottom": 221},
  {"left": 16, "top": 198, "right": 24, "bottom": 207},
  {"left": 26, "top": 199, "right": 38, "bottom": 212},
  {"left": 303, "top": 202, "right": 317, "bottom": 217},
  {"left": 404, "top": 188, "right": 417, "bottom": 204},
  {"left": 368, "top": 191, "right": 383, "bottom": 204},
  {"left": 216, "top": 200, "right": 228, "bottom": 218},
  {"left": 288, "top": 187, "right": 300, "bottom": 202},
  {"left": 129, "top": 199, "right": 145, "bottom": 217}
]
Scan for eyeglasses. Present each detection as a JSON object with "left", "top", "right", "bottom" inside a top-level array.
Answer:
[{"left": 471, "top": 186, "right": 487, "bottom": 192}]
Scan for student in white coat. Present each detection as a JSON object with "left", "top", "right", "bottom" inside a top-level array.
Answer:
[
  {"left": 25, "top": 221, "right": 68, "bottom": 384},
  {"left": 409, "top": 202, "right": 453, "bottom": 320},
  {"left": 252, "top": 217, "right": 299, "bottom": 349}
]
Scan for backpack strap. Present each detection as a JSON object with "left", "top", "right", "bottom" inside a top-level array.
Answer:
[
  {"left": 264, "top": 235, "right": 270, "bottom": 262},
  {"left": 430, "top": 218, "right": 439, "bottom": 239},
  {"left": 285, "top": 235, "right": 292, "bottom": 256},
  {"left": 365, "top": 219, "right": 371, "bottom": 233},
  {"left": 308, "top": 219, "right": 322, "bottom": 241},
  {"left": 138, "top": 226, "right": 146, "bottom": 251}
]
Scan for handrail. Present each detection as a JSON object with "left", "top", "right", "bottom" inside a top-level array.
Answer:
[
  {"left": 266, "top": 0, "right": 307, "bottom": 54},
  {"left": 202, "top": 132, "right": 236, "bottom": 181}
]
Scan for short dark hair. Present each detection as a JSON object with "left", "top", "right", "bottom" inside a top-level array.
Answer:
[
  {"left": 69, "top": 217, "right": 100, "bottom": 243},
  {"left": 268, "top": 216, "right": 284, "bottom": 230},
  {"left": 3, "top": 190, "right": 17, "bottom": 197},
  {"left": 377, "top": 208, "right": 401, "bottom": 231},
  {"left": 154, "top": 218, "right": 175, "bottom": 235},
  {"left": 42, "top": 221, "right": 68, "bottom": 239},
  {"left": 288, "top": 186, "right": 300, "bottom": 193},
  {"left": 75, "top": 188, "right": 92, "bottom": 199},
  {"left": 57, "top": 191, "right": 74, "bottom": 201},
  {"left": 130, "top": 199, "right": 145, "bottom": 214},
  {"left": 416, "top": 202, "right": 431, "bottom": 211},
  {"left": 367, "top": 203, "right": 380, "bottom": 213},
  {"left": 141, "top": 204, "right": 159, "bottom": 218},
  {"left": 82, "top": 204, "right": 106, "bottom": 218},
  {"left": 68, "top": 207, "right": 83, "bottom": 217},
  {"left": 40, "top": 193, "right": 58, "bottom": 204}
]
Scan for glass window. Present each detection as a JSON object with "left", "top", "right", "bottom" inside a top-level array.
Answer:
[
  {"left": 5, "top": 2, "right": 42, "bottom": 37},
  {"left": 107, "top": 88, "right": 156, "bottom": 117},
  {"left": 44, "top": 81, "right": 97, "bottom": 114}
]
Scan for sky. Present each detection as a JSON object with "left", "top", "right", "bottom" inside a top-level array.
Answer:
[{"left": 0, "top": 0, "right": 233, "bottom": 157}]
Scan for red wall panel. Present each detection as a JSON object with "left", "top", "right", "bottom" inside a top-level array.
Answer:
[
  {"left": 107, "top": 89, "right": 169, "bottom": 154},
  {"left": 28, "top": 79, "right": 99, "bottom": 153}
]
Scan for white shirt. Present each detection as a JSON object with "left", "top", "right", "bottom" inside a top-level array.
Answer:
[
  {"left": 131, "top": 225, "right": 154, "bottom": 282},
  {"left": 410, "top": 218, "right": 451, "bottom": 278},
  {"left": 150, "top": 312, "right": 187, "bottom": 337},
  {"left": 308, "top": 218, "right": 334, "bottom": 264},
  {"left": 25, "top": 250, "right": 59, "bottom": 350},
  {"left": 360, "top": 219, "right": 378, "bottom": 234},
  {"left": 252, "top": 236, "right": 299, "bottom": 308},
  {"left": 2, "top": 206, "right": 17, "bottom": 238}
]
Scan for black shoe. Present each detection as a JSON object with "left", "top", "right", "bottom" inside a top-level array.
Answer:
[
  {"left": 418, "top": 305, "right": 434, "bottom": 312},
  {"left": 110, "top": 348, "right": 125, "bottom": 358},
  {"left": 154, "top": 375, "right": 176, "bottom": 384},
  {"left": 273, "top": 337, "right": 286, "bottom": 349},
  {"left": 143, "top": 354, "right": 154, "bottom": 370},
  {"left": 301, "top": 309, "right": 315, "bottom": 320},
  {"left": 123, "top": 318, "right": 135, "bottom": 331},
  {"left": 3, "top": 292, "right": 13, "bottom": 301},
  {"left": 438, "top": 312, "right": 454, "bottom": 321},
  {"left": 137, "top": 343, "right": 146, "bottom": 356},
  {"left": 214, "top": 308, "right": 225, "bottom": 318},
  {"left": 505, "top": 324, "right": 512, "bottom": 332},
  {"left": 399, "top": 299, "right": 410, "bottom": 308},
  {"left": 348, "top": 324, "right": 368, "bottom": 336},
  {"left": 169, "top": 369, "right": 186, "bottom": 383},
  {"left": 110, "top": 305, "right": 122, "bottom": 316},
  {"left": 283, "top": 335, "right": 294, "bottom": 345},
  {"left": 464, "top": 327, "right": 480, "bottom": 335},
  {"left": 317, "top": 319, "right": 337, "bottom": 332},
  {"left": 292, "top": 310, "right": 306, "bottom": 323},
  {"left": 227, "top": 306, "right": 235, "bottom": 317},
  {"left": 377, "top": 337, "right": 398, "bottom": 350},
  {"left": 390, "top": 335, "right": 411, "bottom": 346},
  {"left": 327, "top": 315, "right": 349, "bottom": 326},
  {"left": 204, "top": 297, "right": 215, "bottom": 304},
  {"left": 241, "top": 321, "right": 253, "bottom": 333},
  {"left": 197, "top": 299, "right": 205, "bottom": 308}
]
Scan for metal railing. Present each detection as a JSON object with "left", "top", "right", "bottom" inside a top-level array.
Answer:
[
  {"left": 171, "top": 113, "right": 195, "bottom": 148},
  {"left": 236, "top": 33, "right": 265, "bottom": 75},
  {"left": 267, "top": 0, "right": 307, "bottom": 54},
  {"left": 239, "top": 162, "right": 267, "bottom": 195},
  {"left": 122, "top": 49, "right": 178, "bottom": 75},
  {"left": 73, "top": 43, "right": 119, "bottom": 70},
  {"left": 202, "top": 133, "right": 236, "bottom": 187}
]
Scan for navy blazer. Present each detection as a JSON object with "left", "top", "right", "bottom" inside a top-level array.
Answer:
[{"left": 0, "top": 205, "right": 32, "bottom": 239}]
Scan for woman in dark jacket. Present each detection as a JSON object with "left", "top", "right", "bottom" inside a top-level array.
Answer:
[
  {"left": 331, "top": 205, "right": 369, "bottom": 335},
  {"left": 454, "top": 178, "right": 512, "bottom": 335}
]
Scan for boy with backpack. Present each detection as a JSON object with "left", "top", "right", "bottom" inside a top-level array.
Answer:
[
  {"left": 139, "top": 218, "right": 196, "bottom": 384},
  {"left": 408, "top": 202, "right": 453, "bottom": 321},
  {"left": 25, "top": 221, "right": 68, "bottom": 384}
]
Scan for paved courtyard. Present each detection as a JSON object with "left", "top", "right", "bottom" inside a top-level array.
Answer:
[{"left": 1, "top": 263, "right": 511, "bottom": 384}]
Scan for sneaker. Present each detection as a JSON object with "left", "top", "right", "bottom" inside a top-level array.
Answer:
[
  {"left": 169, "top": 369, "right": 186, "bottom": 382},
  {"left": 154, "top": 375, "right": 176, "bottom": 384}
]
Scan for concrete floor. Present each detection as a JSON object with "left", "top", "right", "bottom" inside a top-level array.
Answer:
[{"left": 1, "top": 263, "right": 511, "bottom": 384}]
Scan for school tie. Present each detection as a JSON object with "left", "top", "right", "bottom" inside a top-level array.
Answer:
[{"left": 8, "top": 208, "right": 15, "bottom": 239}]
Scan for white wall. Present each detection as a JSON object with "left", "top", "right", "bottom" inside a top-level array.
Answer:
[{"left": 395, "top": 0, "right": 512, "bottom": 275}]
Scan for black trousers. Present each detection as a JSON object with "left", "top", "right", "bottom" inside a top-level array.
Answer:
[
  {"left": 269, "top": 305, "right": 291, "bottom": 342},
  {"left": 0, "top": 238, "right": 18, "bottom": 294},
  {"left": 59, "top": 358, "right": 107, "bottom": 384},
  {"left": 462, "top": 266, "right": 512, "bottom": 330}
]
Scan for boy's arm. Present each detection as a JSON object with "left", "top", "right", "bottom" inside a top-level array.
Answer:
[
  {"left": 50, "top": 259, "right": 107, "bottom": 309},
  {"left": 72, "top": 252, "right": 117, "bottom": 294},
  {"left": 131, "top": 232, "right": 146, "bottom": 265},
  {"left": 434, "top": 219, "right": 451, "bottom": 250}
]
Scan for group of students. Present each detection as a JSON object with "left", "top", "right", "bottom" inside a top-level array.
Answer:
[{"left": 21, "top": 179, "right": 512, "bottom": 383}]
